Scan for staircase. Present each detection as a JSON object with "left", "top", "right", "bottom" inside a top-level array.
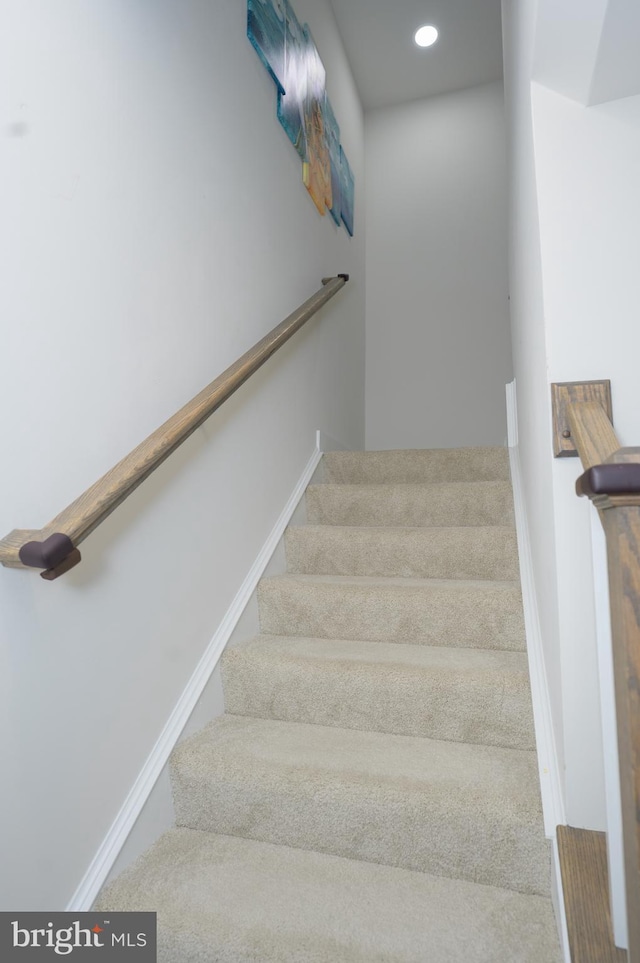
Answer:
[{"left": 97, "top": 447, "right": 562, "bottom": 962}]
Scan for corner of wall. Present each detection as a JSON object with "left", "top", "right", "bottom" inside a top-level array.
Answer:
[
  {"left": 507, "top": 379, "right": 570, "bottom": 962},
  {"left": 506, "top": 380, "right": 565, "bottom": 836}
]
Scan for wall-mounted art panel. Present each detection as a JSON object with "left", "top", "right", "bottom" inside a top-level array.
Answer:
[
  {"left": 324, "top": 97, "right": 342, "bottom": 227},
  {"left": 247, "top": 0, "right": 286, "bottom": 93},
  {"left": 300, "top": 28, "right": 331, "bottom": 215},
  {"left": 247, "top": 0, "right": 354, "bottom": 235},
  {"left": 277, "top": 2, "right": 306, "bottom": 156},
  {"left": 339, "top": 146, "right": 354, "bottom": 237}
]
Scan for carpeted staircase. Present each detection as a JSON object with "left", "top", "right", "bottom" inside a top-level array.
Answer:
[{"left": 97, "top": 447, "right": 563, "bottom": 962}]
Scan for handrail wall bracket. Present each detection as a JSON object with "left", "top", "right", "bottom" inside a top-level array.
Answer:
[
  {"left": 551, "top": 380, "right": 613, "bottom": 458},
  {"left": 18, "top": 533, "right": 82, "bottom": 581}
]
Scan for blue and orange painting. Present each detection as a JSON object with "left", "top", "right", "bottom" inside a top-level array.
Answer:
[
  {"left": 247, "top": 0, "right": 354, "bottom": 235},
  {"left": 324, "top": 97, "right": 342, "bottom": 227},
  {"left": 247, "top": 0, "right": 286, "bottom": 93},
  {"left": 339, "top": 145, "right": 354, "bottom": 238}
]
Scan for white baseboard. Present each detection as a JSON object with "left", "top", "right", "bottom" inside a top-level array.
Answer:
[
  {"left": 67, "top": 439, "right": 323, "bottom": 911},
  {"left": 506, "top": 382, "right": 565, "bottom": 833},
  {"left": 505, "top": 377, "right": 518, "bottom": 449},
  {"left": 508, "top": 438, "right": 565, "bottom": 833},
  {"left": 506, "top": 380, "right": 569, "bottom": 960}
]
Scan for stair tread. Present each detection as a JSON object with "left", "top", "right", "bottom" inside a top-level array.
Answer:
[
  {"left": 171, "top": 715, "right": 548, "bottom": 895},
  {"left": 227, "top": 633, "right": 530, "bottom": 669},
  {"left": 324, "top": 447, "right": 511, "bottom": 485},
  {"left": 222, "top": 635, "right": 534, "bottom": 749},
  {"left": 292, "top": 523, "right": 517, "bottom": 532},
  {"left": 175, "top": 714, "right": 542, "bottom": 809},
  {"left": 96, "top": 828, "right": 562, "bottom": 963},
  {"left": 258, "top": 574, "right": 525, "bottom": 651},
  {"left": 286, "top": 525, "right": 519, "bottom": 581},
  {"left": 262, "top": 572, "right": 522, "bottom": 588},
  {"left": 306, "top": 480, "right": 515, "bottom": 527},
  {"left": 310, "top": 479, "right": 513, "bottom": 490}
]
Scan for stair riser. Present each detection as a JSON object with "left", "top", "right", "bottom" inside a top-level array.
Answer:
[
  {"left": 222, "top": 648, "right": 536, "bottom": 751},
  {"left": 324, "top": 448, "right": 511, "bottom": 485},
  {"left": 96, "top": 829, "right": 563, "bottom": 963},
  {"left": 306, "top": 483, "right": 515, "bottom": 528},
  {"left": 171, "top": 751, "right": 549, "bottom": 897},
  {"left": 258, "top": 579, "right": 526, "bottom": 650},
  {"left": 285, "top": 527, "right": 520, "bottom": 581}
]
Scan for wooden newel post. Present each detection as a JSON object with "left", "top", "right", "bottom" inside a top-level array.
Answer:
[{"left": 577, "top": 454, "right": 640, "bottom": 962}]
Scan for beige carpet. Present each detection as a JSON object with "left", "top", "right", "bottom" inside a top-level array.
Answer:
[{"left": 97, "top": 446, "right": 562, "bottom": 962}]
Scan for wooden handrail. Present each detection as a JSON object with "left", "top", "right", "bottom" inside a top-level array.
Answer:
[
  {"left": 559, "top": 387, "right": 640, "bottom": 962},
  {"left": 567, "top": 401, "right": 620, "bottom": 469},
  {"left": 0, "top": 274, "right": 349, "bottom": 579}
]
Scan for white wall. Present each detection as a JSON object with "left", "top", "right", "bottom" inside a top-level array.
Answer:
[
  {"left": 501, "top": 0, "right": 566, "bottom": 818},
  {"left": 364, "top": 81, "right": 512, "bottom": 451},
  {"left": 503, "top": 0, "right": 640, "bottom": 832},
  {"left": 589, "top": 0, "right": 640, "bottom": 105},
  {"left": 534, "top": 0, "right": 640, "bottom": 107},
  {"left": 533, "top": 0, "right": 608, "bottom": 105},
  {"left": 531, "top": 85, "right": 640, "bottom": 447},
  {"left": 532, "top": 81, "right": 640, "bottom": 828},
  {"left": 0, "top": 0, "right": 364, "bottom": 910}
]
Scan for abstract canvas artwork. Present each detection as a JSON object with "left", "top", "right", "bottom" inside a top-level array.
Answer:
[
  {"left": 247, "top": 0, "right": 286, "bottom": 93},
  {"left": 339, "top": 146, "right": 354, "bottom": 237},
  {"left": 247, "top": 0, "right": 354, "bottom": 236},
  {"left": 324, "top": 97, "right": 342, "bottom": 227}
]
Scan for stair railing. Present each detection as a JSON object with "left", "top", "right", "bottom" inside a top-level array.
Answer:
[
  {"left": 552, "top": 380, "right": 640, "bottom": 962},
  {"left": 0, "top": 274, "right": 349, "bottom": 580}
]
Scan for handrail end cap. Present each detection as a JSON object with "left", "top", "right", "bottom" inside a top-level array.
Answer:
[{"left": 576, "top": 463, "right": 640, "bottom": 499}]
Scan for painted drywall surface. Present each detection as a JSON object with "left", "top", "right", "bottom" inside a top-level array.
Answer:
[
  {"left": 531, "top": 85, "right": 640, "bottom": 444},
  {"left": 534, "top": 0, "right": 640, "bottom": 108},
  {"left": 0, "top": 0, "right": 364, "bottom": 910},
  {"left": 364, "top": 81, "right": 513, "bottom": 451},
  {"left": 501, "top": 0, "right": 640, "bottom": 831},
  {"left": 589, "top": 0, "right": 640, "bottom": 105},
  {"left": 501, "top": 0, "right": 566, "bottom": 810},
  {"left": 531, "top": 81, "right": 640, "bottom": 827},
  {"left": 533, "top": 0, "right": 608, "bottom": 104}
]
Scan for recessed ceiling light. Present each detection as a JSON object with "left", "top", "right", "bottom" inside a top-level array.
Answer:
[{"left": 414, "top": 25, "right": 438, "bottom": 48}]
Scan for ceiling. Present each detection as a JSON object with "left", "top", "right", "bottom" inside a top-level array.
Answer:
[
  {"left": 535, "top": 0, "right": 640, "bottom": 106},
  {"left": 329, "top": 0, "right": 504, "bottom": 111}
]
